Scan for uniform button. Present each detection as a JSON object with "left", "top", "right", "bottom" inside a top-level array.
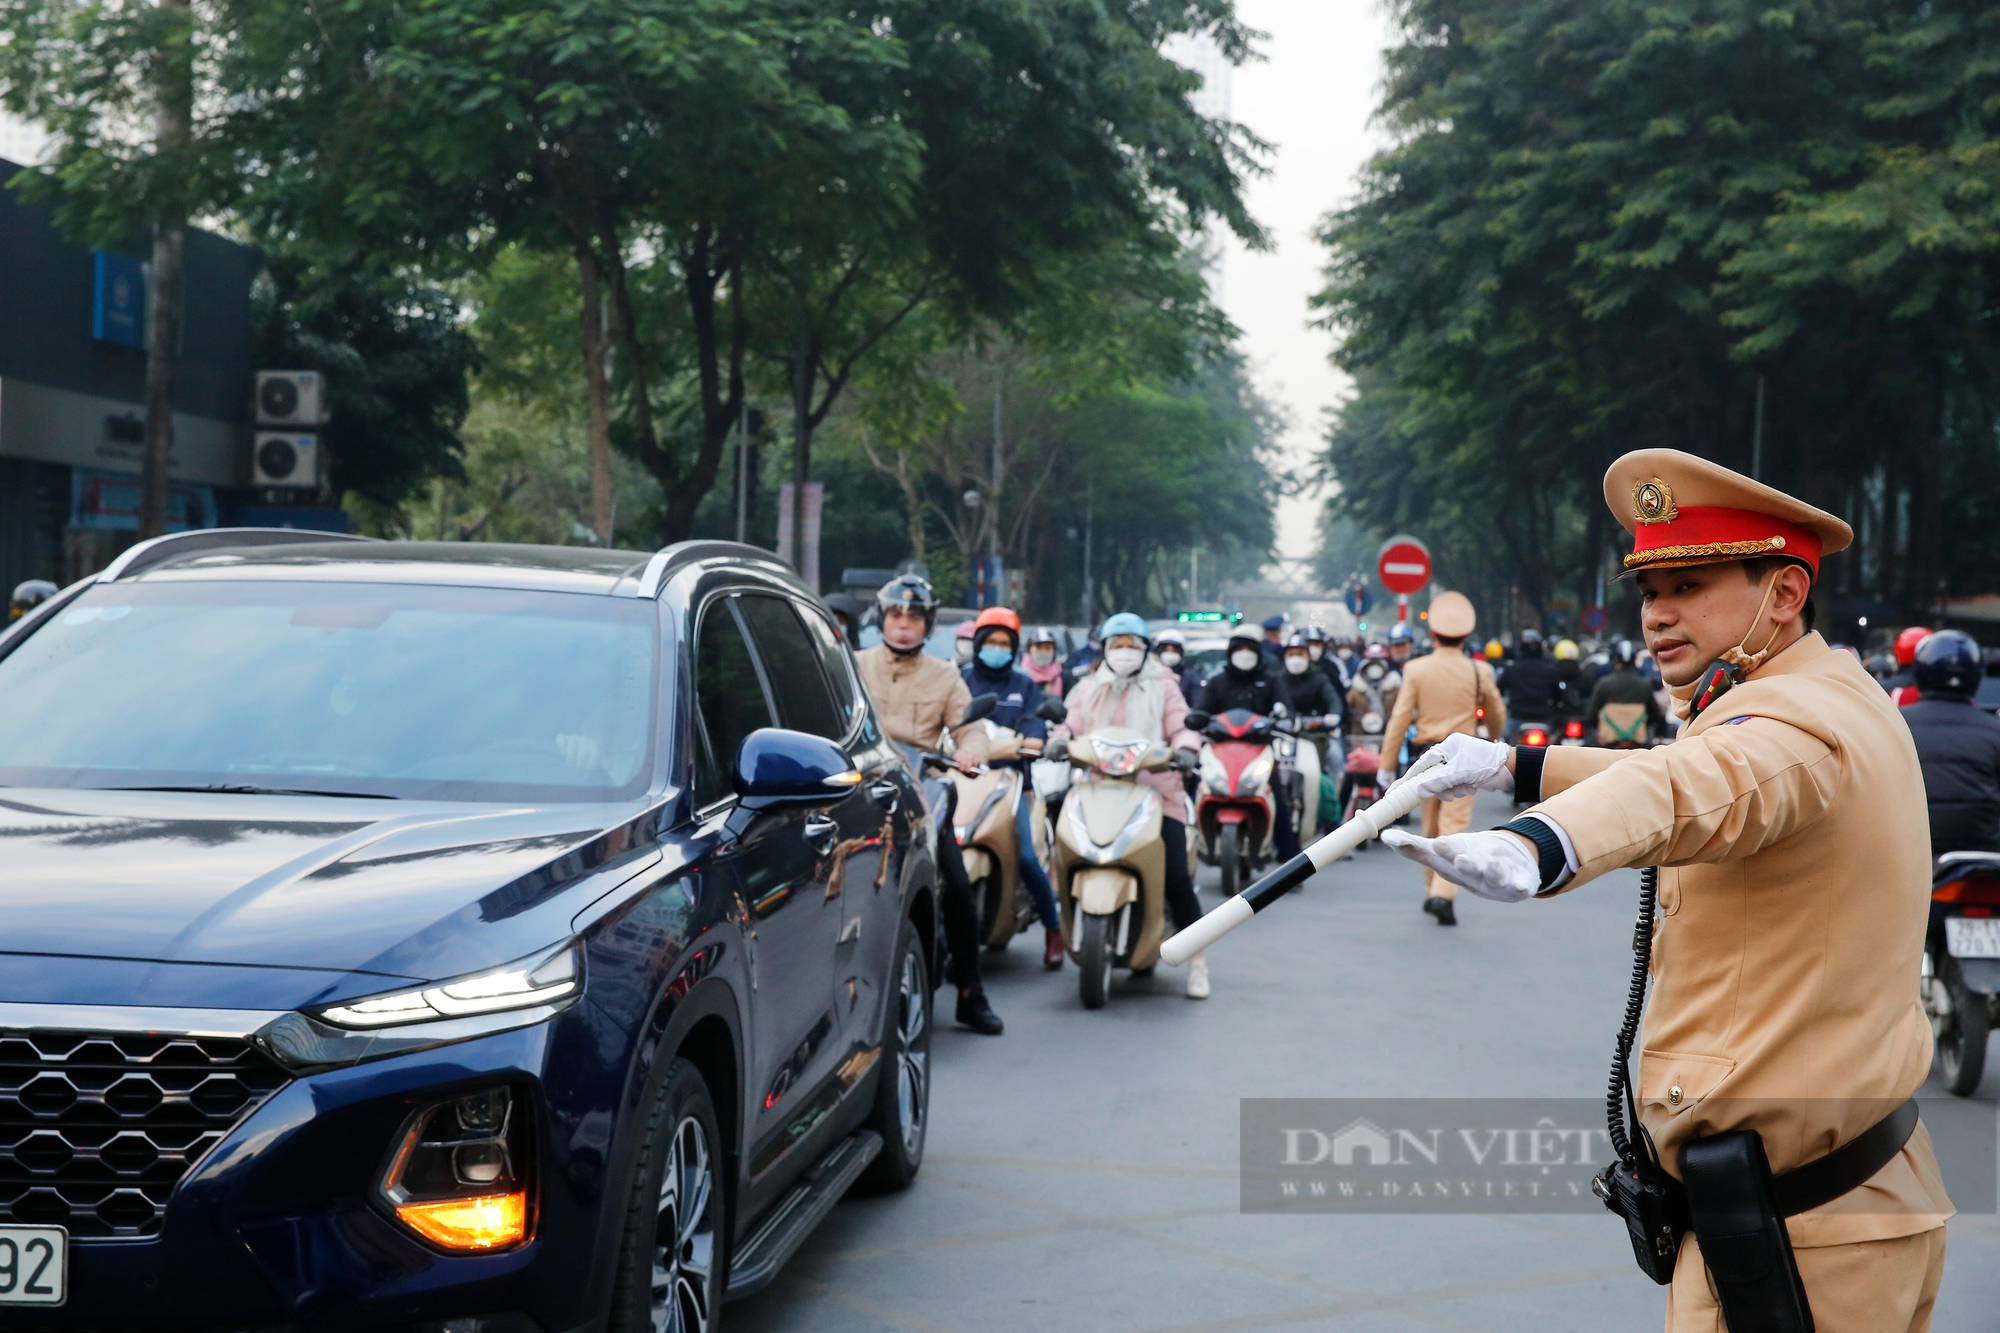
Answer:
[{"left": 1668, "top": 1085, "right": 1683, "bottom": 1105}]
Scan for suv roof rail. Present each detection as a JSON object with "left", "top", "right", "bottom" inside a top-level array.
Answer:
[
  {"left": 632, "top": 540, "right": 798, "bottom": 600},
  {"left": 98, "top": 527, "right": 376, "bottom": 584}
]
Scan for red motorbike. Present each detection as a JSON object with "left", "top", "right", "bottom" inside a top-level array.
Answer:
[{"left": 1194, "top": 708, "right": 1280, "bottom": 897}]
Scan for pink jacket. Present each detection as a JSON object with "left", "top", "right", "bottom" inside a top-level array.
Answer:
[
  {"left": 1060, "top": 660, "right": 1199, "bottom": 822},
  {"left": 1023, "top": 657, "right": 1064, "bottom": 699}
]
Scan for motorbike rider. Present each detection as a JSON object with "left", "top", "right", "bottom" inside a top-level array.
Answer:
[
  {"left": 1058, "top": 612, "right": 1211, "bottom": 998},
  {"left": 1552, "top": 637, "right": 1583, "bottom": 716},
  {"left": 1582, "top": 638, "right": 1668, "bottom": 747},
  {"left": 1259, "top": 614, "right": 1287, "bottom": 668},
  {"left": 1154, "top": 629, "right": 1200, "bottom": 701},
  {"left": 953, "top": 619, "right": 976, "bottom": 667},
  {"left": 1278, "top": 630, "right": 1341, "bottom": 728},
  {"left": 1378, "top": 592, "right": 1505, "bottom": 926},
  {"left": 963, "top": 607, "right": 1067, "bottom": 970},
  {"left": 1197, "top": 627, "right": 1301, "bottom": 862},
  {"left": 1903, "top": 629, "right": 2000, "bottom": 857},
  {"left": 853, "top": 575, "right": 1005, "bottom": 1034},
  {"left": 1497, "top": 629, "right": 1564, "bottom": 739},
  {"left": 1885, "top": 626, "right": 1931, "bottom": 706},
  {"left": 1386, "top": 622, "right": 1415, "bottom": 670},
  {"left": 1329, "top": 636, "right": 1360, "bottom": 691},
  {"left": 9, "top": 579, "right": 57, "bottom": 622},
  {"left": 1023, "top": 625, "right": 1066, "bottom": 699},
  {"left": 1337, "top": 645, "right": 1400, "bottom": 817},
  {"left": 1064, "top": 627, "right": 1103, "bottom": 685}
]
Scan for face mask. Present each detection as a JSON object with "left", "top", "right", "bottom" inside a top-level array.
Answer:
[
  {"left": 1158, "top": 650, "right": 1183, "bottom": 668},
  {"left": 1308, "top": 645, "right": 1324, "bottom": 661},
  {"left": 955, "top": 641, "right": 974, "bottom": 665},
  {"left": 1029, "top": 648, "right": 1055, "bottom": 667},
  {"left": 1105, "top": 646, "right": 1145, "bottom": 677},
  {"left": 1285, "top": 656, "right": 1309, "bottom": 675},
  {"left": 1337, "top": 647, "right": 1353, "bottom": 661},
  {"left": 1230, "top": 649, "right": 1260, "bottom": 672},
  {"left": 978, "top": 645, "right": 1015, "bottom": 670}
]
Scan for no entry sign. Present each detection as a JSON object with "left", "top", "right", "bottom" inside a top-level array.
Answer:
[{"left": 1376, "top": 536, "right": 1432, "bottom": 596}]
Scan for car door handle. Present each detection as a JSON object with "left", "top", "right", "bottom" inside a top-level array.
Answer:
[
  {"left": 867, "top": 780, "right": 900, "bottom": 811},
  {"left": 803, "top": 813, "right": 840, "bottom": 849}
]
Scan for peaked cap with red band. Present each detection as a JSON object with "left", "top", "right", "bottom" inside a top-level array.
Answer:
[{"left": 1604, "top": 449, "right": 1852, "bottom": 577}]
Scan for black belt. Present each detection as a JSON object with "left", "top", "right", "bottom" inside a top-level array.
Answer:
[{"left": 1767, "top": 1098, "right": 1919, "bottom": 1216}]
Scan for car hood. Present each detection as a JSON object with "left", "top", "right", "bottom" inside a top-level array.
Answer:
[{"left": 0, "top": 788, "right": 669, "bottom": 987}]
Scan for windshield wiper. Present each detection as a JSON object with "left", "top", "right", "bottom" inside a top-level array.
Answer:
[{"left": 103, "top": 783, "right": 400, "bottom": 799}]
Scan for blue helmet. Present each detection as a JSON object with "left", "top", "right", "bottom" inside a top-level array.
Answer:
[
  {"left": 1099, "top": 612, "right": 1151, "bottom": 646},
  {"left": 1387, "top": 623, "right": 1413, "bottom": 644},
  {"left": 1915, "top": 629, "right": 1982, "bottom": 698}
]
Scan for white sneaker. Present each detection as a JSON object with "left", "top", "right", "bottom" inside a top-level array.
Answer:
[{"left": 1185, "top": 957, "right": 1211, "bottom": 1000}]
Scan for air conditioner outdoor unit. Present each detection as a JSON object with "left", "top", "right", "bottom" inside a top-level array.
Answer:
[
  {"left": 255, "top": 370, "right": 326, "bottom": 425},
  {"left": 253, "top": 431, "right": 319, "bottom": 488}
]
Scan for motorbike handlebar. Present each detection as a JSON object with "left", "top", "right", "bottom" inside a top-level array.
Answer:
[{"left": 1159, "top": 777, "right": 1427, "bottom": 966}]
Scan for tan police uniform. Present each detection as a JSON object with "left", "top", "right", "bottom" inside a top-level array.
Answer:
[
  {"left": 1381, "top": 592, "right": 1505, "bottom": 903},
  {"left": 854, "top": 644, "right": 991, "bottom": 765},
  {"left": 1518, "top": 450, "right": 1952, "bottom": 1331}
]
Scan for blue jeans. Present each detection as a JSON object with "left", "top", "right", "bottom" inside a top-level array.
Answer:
[{"left": 1014, "top": 783, "right": 1061, "bottom": 931}]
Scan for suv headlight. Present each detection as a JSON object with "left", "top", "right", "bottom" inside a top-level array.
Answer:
[
  {"left": 380, "top": 1085, "right": 533, "bottom": 1251},
  {"left": 322, "top": 942, "right": 582, "bottom": 1028}
]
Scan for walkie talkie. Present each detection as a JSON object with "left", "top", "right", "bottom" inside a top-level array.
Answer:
[{"left": 1686, "top": 659, "right": 1740, "bottom": 720}]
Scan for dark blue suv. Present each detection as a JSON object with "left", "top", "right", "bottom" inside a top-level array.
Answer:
[{"left": 0, "top": 532, "right": 939, "bottom": 1331}]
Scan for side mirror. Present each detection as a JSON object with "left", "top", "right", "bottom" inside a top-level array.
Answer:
[
  {"left": 1183, "top": 710, "right": 1212, "bottom": 732},
  {"left": 962, "top": 693, "right": 998, "bottom": 726},
  {"left": 734, "top": 728, "right": 862, "bottom": 806},
  {"left": 1036, "top": 697, "right": 1068, "bottom": 724},
  {"left": 1042, "top": 738, "right": 1069, "bottom": 763}
]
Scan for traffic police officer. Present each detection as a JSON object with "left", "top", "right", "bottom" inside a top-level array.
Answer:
[
  {"left": 1378, "top": 591, "right": 1504, "bottom": 926},
  {"left": 1381, "top": 450, "right": 1953, "bottom": 1331}
]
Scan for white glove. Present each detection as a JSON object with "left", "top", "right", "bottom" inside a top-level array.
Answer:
[
  {"left": 1384, "top": 733, "right": 1513, "bottom": 804},
  {"left": 1379, "top": 828, "right": 1540, "bottom": 902}
]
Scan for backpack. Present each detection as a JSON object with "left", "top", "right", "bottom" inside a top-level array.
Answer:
[{"left": 1598, "top": 703, "right": 1649, "bottom": 748}]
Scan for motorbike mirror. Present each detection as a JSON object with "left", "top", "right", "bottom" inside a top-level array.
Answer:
[
  {"left": 1183, "top": 710, "right": 1212, "bottom": 732},
  {"left": 1035, "top": 697, "right": 1068, "bottom": 724},
  {"left": 962, "top": 693, "right": 998, "bottom": 725},
  {"left": 1042, "top": 738, "right": 1069, "bottom": 763}
]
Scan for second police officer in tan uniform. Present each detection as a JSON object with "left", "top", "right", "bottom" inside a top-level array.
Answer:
[
  {"left": 1378, "top": 590, "right": 1505, "bottom": 926},
  {"left": 1381, "top": 451, "right": 1953, "bottom": 1331}
]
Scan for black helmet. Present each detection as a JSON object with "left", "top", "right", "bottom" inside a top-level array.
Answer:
[
  {"left": 9, "top": 579, "right": 57, "bottom": 621},
  {"left": 875, "top": 574, "right": 937, "bottom": 625},
  {"left": 1285, "top": 629, "right": 1314, "bottom": 650},
  {"left": 1518, "top": 629, "right": 1545, "bottom": 658},
  {"left": 1915, "top": 629, "right": 1982, "bottom": 698},
  {"left": 1611, "top": 638, "right": 1637, "bottom": 669}
]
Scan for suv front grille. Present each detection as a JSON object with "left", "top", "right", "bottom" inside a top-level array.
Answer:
[{"left": 0, "top": 1030, "right": 291, "bottom": 1237}]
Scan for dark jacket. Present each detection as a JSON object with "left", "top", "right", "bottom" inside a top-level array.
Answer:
[
  {"left": 1276, "top": 665, "right": 1341, "bottom": 722},
  {"left": 960, "top": 661, "right": 1047, "bottom": 742},
  {"left": 1063, "top": 645, "right": 1100, "bottom": 686},
  {"left": 1197, "top": 663, "right": 1284, "bottom": 719},
  {"left": 1498, "top": 656, "right": 1564, "bottom": 718},
  {"left": 1584, "top": 668, "right": 1667, "bottom": 742},
  {"left": 1903, "top": 696, "right": 2000, "bottom": 855}
]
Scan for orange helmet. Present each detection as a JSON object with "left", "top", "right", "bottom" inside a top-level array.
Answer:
[
  {"left": 1894, "top": 626, "right": 1931, "bottom": 667},
  {"left": 973, "top": 606, "right": 1021, "bottom": 634}
]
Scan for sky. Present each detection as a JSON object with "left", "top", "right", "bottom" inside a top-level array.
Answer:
[{"left": 1208, "top": 0, "right": 1395, "bottom": 583}]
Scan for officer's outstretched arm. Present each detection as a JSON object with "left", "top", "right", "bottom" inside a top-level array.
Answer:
[{"left": 1526, "top": 716, "right": 1838, "bottom": 891}]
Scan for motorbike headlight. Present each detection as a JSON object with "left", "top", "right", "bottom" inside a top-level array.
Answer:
[
  {"left": 319, "top": 942, "right": 583, "bottom": 1029},
  {"left": 1239, "top": 752, "right": 1275, "bottom": 795},
  {"left": 1089, "top": 737, "right": 1146, "bottom": 776},
  {"left": 379, "top": 1085, "right": 532, "bottom": 1251}
]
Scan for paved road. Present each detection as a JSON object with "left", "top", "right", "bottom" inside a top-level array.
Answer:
[{"left": 734, "top": 790, "right": 2000, "bottom": 1332}]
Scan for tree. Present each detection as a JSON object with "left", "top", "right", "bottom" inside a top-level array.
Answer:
[
  {"left": 1315, "top": 0, "right": 2000, "bottom": 631},
  {"left": 1, "top": 0, "right": 220, "bottom": 537}
]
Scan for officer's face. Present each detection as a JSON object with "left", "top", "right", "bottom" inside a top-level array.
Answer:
[{"left": 1636, "top": 562, "right": 1808, "bottom": 686}]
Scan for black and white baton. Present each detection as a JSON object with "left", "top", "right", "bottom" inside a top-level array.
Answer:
[{"left": 1159, "top": 778, "right": 1427, "bottom": 965}]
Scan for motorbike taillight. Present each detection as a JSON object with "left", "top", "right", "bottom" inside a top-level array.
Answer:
[
  {"left": 1564, "top": 720, "right": 1584, "bottom": 739},
  {"left": 1935, "top": 876, "right": 2000, "bottom": 907},
  {"left": 1522, "top": 728, "right": 1549, "bottom": 747}
]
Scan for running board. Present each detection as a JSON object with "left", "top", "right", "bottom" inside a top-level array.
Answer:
[{"left": 724, "top": 1129, "right": 883, "bottom": 1300}]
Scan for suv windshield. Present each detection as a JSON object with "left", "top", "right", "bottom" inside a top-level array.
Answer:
[{"left": 0, "top": 580, "right": 661, "bottom": 802}]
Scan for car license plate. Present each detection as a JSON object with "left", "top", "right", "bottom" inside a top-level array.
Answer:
[
  {"left": 1946, "top": 916, "right": 2000, "bottom": 959},
  {"left": 0, "top": 1226, "right": 65, "bottom": 1306}
]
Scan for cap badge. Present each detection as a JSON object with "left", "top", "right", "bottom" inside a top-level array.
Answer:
[{"left": 1632, "top": 479, "right": 1678, "bottom": 525}]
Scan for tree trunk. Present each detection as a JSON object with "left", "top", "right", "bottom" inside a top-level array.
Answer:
[
  {"left": 660, "top": 239, "right": 745, "bottom": 543},
  {"left": 574, "top": 246, "right": 615, "bottom": 545},
  {"left": 139, "top": 0, "right": 193, "bottom": 541},
  {"left": 790, "top": 332, "right": 812, "bottom": 580}
]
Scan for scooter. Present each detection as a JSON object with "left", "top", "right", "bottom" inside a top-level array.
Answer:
[
  {"left": 904, "top": 694, "right": 998, "bottom": 984},
  {"left": 1924, "top": 852, "right": 2000, "bottom": 1096},
  {"left": 1339, "top": 708, "right": 1387, "bottom": 847},
  {"left": 1047, "top": 725, "right": 1194, "bottom": 1009},
  {"left": 1276, "top": 715, "right": 1328, "bottom": 850},
  {"left": 1194, "top": 709, "right": 1281, "bottom": 898},
  {"left": 947, "top": 720, "right": 1057, "bottom": 952}
]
